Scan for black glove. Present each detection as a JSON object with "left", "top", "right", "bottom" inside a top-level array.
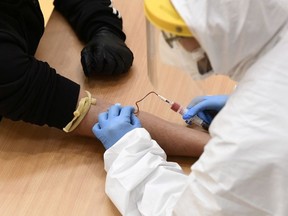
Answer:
[{"left": 81, "top": 27, "right": 134, "bottom": 76}]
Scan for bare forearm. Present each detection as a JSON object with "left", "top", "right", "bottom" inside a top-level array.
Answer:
[
  {"left": 137, "top": 112, "right": 210, "bottom": 157},
  {"left": 72, "top": 90, "right": 210, "bottom": 157}
]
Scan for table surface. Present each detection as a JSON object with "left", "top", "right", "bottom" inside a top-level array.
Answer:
[{"left": 0, "top": 1, "right": 235, "bottom": 215}]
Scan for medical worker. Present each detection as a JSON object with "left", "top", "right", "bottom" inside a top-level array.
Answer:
[{"left": 93, "top": 0, "right": 288, "bottom": 215}]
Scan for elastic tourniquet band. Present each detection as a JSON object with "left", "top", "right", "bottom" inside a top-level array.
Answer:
[{"left": 63, "top": 90, "right": 97, "bottom": 132}]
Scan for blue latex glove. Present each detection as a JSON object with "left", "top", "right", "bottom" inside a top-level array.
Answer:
[
  {"left": 92, "top": 104, "right": 142, "bottom": 150},
  {"left": 183, "top": 95, "right": 229, "bottom": 125}
]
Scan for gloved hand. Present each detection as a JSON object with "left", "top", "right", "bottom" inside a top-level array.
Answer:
[
  {"left": 81, "top": 27, "right": 134, "bottom": 76},
  {"left": 92, "top": 104, "right": 142, "bottom": 150},
  {"left": 183, "top": 95, "right": 229, "bottom": 125}
]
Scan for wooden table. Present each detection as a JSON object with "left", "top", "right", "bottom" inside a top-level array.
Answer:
[{"left": 0, "top": 1, "right": 235, "bottom": 215}]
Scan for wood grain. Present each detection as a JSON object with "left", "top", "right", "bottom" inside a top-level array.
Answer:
[{"left": 0, "top": 0, "right": 235, "bottom": 215}]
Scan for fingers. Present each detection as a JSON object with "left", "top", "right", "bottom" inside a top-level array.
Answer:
[
  {"left": 81, "top": 46, "right": 104, "bottom": 77},
  {"left": 183, "top": 102, "right": 208, "bottom": 120},
  {"left": 119, "top": 106, "right": 135, "bottom": 122},
  {"left": 108, "top": 48, "right": 126, "bottom": 74},
  {"left": 119, "top": 106, "right": 141, "bottom": 127},
  {"left": 82, "top": 48, "right": 129, "bottom": 75},
  {"left": 98, "top": 112, "right": 108, "bottom": 125},
  {"left": 80, "top": 33, "right": 133, "bottom": 76},
  {"left": 92, "top": 123, "right": 101, "bottom": 136},
  {"left": 98, "top": 105, "right": 138, "bottom": 126},
  {"left": 108, "top": 104, "right": 121, "bottom": 119},
  {"left": 105, "top": 104, "right": 134, "bottom": 119},
  {"left": 187, "top": 96, "right": 207, "bottom": 108},
  {"left": 101, "top": 49, "right": 117, "bottom": 75},
  {"left": 117, "top": 43, "right": 134, "bottom": 72},
  {"left": 131, "top": 114, "right": 141, "bottom": 127},
  {"left": 108, "top": 105, "right": 137, "bottom": 124},
  {"left": 197, "top": 111, "right": 212, "bottom": 124},
  {"left": 102, "top": 42, "right": 133, "bottom": 74}
]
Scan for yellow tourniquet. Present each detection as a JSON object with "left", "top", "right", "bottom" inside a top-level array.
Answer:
[{"left": 63, "top": 91, "right": 97, "bottom": 133}]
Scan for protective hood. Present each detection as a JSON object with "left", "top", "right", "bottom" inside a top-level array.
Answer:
[{"left": 171, "top": 0, "right": 288, "bottom": 81}]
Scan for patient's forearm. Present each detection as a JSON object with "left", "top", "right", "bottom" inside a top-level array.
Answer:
[
  {"left": 137, "top": 111, "right": 210, "bottom": 157},
  {"left": 73, "top": 90, "right": 209, "bottom": 157}
]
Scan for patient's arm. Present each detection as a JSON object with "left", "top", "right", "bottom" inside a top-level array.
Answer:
[
  {"left": 73, "top": 90, "right": 209, "bottom": 157},
  {"left": 137, "top": 111, "right": 209, "bottom": 157}
]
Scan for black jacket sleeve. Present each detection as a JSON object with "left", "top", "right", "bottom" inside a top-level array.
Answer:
[
  {"left": 53, "top": 0, "right": 126, "bottom": 42},
  {"left": 0, "top": 0, "right": 80, "bottom": 129}
]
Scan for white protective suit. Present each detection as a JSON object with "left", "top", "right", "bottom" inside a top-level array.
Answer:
[{"left": 104, "top": 0, "right": 288, "bottom": 215}]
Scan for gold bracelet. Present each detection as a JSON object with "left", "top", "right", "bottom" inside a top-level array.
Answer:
[{"left": 63, "top": 90, "right": 97, "bottom": 133}]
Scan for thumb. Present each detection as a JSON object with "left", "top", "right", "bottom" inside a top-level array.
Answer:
[
  {"left": 187, "top": 96, "right": 207, "bottom": 109},
  {"left": 183, "top": 101, "right": 209, "bottom": 120}
]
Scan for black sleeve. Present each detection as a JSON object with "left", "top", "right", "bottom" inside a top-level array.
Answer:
[
  {"left": 0, "top": 1, "right": 81, "bottom": 129},
  {"left": 0, "top": 32, "right": 80, "bottom": 129},
  {"left": 53, "top": 0, "right": 126, "bottom": 42}
]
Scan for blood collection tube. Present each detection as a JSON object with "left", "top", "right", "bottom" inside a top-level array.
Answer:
[
  {"left": 170, "top": 102, "right": 209, "bottom": 130},
  {"left": 157, "top": 94, "right": 209, "bottom": 130}
]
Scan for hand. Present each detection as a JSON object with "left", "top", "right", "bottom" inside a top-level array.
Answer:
[
  {"left": 183, "top": 95, "right": 229, "bottom": 125},
  {"left": 81, "top": 27, "right": 134, "bottom": 76},
  {"left": 92, "top": 104, "right": 142, "bottom": 149}
]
